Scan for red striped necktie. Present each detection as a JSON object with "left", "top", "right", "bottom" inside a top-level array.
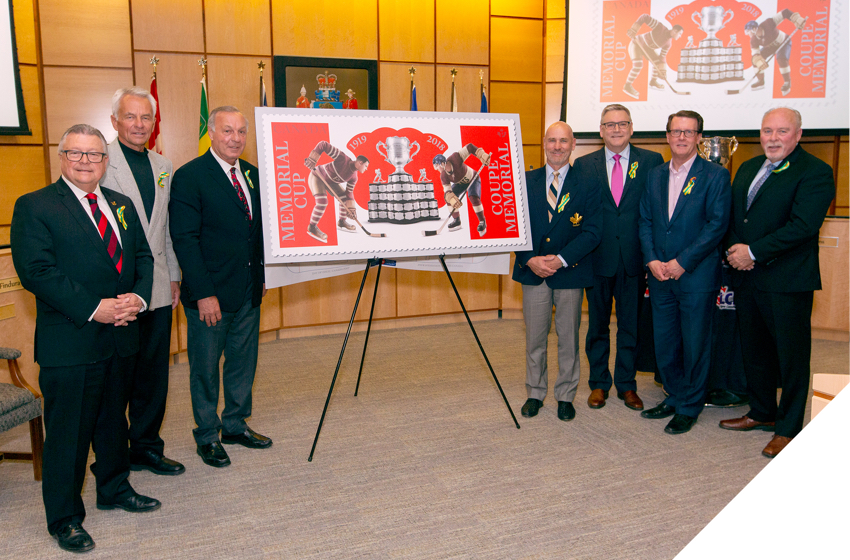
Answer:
[
  {"left": 85, "top": 193, "right": 122, "bottom": 273},
  {"left": 230, "top": 167, "right": 251, "bottom": 220}
]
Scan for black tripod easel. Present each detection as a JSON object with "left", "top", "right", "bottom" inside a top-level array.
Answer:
[{"left": 307, "top": 254, "right": 520, "bottom": 462}]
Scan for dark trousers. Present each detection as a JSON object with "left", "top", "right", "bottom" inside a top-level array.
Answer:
[
  {"left": 586, "top": 256, "right": 640, "bottom": 393},
  {"left": 40, "top": 354, "right": 135, "bottom": 534},
  {"left": 648, "top": 278, "right": 715, "bottom": 418},
  {"left": 185, "top": 286, "right": 260, "bottom": 445},
  {"left": 735, "top": 285, "right": 813, "bottom": 438},
  {"left": 128, "top": 305, "right": 172, "bottom": 455}
]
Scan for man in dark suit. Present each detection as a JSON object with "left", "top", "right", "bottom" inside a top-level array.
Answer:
[
  {"left": 11, "top": 124, "right": 159, "bottom": 553},
  {"left": 512, "top": 121, "right": 602, "bottom": 422},
  {"left": 101, "top": 87, "right": 184, "bottom": 476},
  {"left": 719, "top": 107, "right": 834, "bottom": 458},
  {"left": 577, "top": 104, "right": 663, "bottom": 411},
  {"left": 638, "top": 110, "right": 731, "bottom": 434},
  {"left": 170, "top": 106, "right": 270, "bottom": 468}
]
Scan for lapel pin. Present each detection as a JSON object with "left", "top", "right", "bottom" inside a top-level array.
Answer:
[
  {"left": 772, "top": 161, "right": 790, "bottom": 173},
  {"left": 245, "top": 169, "right": 255, "bottom": 190},
  {"left": 158, "top": 171, "right": 169, "bottom": 188},
  {"left": 116, "top": 206, "right": 128, "bottom": 230},
  {"left": 557, "top": 192, "right": 570, "bottom": 213},
  {"left": 683, "top": 176, "right": 696, "bottom": 196},
  {"left": 570, "top": 213, "right": 583, "bottom": 226},
  {"left": 628, "top": 161, "right": 638, "bottom": 179}
]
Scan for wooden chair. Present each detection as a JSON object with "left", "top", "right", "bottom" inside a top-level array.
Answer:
[{"left": 0, "top": 347, "right": 44, "bottom": 480}]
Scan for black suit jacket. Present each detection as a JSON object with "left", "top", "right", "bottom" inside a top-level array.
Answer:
[
  {"left": 169, "top": 150, "right": 265, "bottom": 313},
  {"left": 10, "top": 179, "right": 153, "bottom": 367},
  {"left": 575, "top": 145, "right": 664, "bottom": 277},
  {"left": 512, "top": 165, "right": 602, "bottom": 289},
  {"left": 725, "top": 144, "right": 834, "bottom": 292}
]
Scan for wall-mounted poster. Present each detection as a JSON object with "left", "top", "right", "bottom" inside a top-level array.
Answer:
[
  {"left": 255, "top": 108, "right": 531, "bottom": 263},
  {"left": 274, "top": 56, "right": 378, "bottom": 110}
]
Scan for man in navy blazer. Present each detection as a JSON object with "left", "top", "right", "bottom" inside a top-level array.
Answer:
[
  {"left": 170, "top": 106, "right": 270, "bottom": 468},
  {"left": 719, "top": 108, "right": 834, "bottom": 459},
  {"left": 512, "top": 122, "right": 602, "bottom": 422},
  {"left": 576, "top": 104, "right": 663, "bottom": 412},
  {"left": 638, "top": 110, "right": 731, "bottom": 434}
]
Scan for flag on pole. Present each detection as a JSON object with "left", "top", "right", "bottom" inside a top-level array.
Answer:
[
  {"left": 147, "top": 58, "right": 163, "bottom": 154},
  {"left": 258, "top": 61, "right": 268, "bottom": 107},
  {"left": 450, "top": 68, "right": 458, "bottom": 112},
  {"left": 479, "top": 69, "right": 488, "bottom": 113},
  {"left": 409, "top": 66, "right": 417, "bottom": 111},
  {"left": 198, "top": 74, "right": 211, "bottom": 156}
]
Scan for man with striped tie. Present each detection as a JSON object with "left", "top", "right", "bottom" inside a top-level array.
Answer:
[{"left": 512, "top": 121, "right": 602, "bottom": 422}]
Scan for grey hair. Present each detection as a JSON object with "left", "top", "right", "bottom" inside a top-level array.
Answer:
[
  {"left": 763, "top": 107, "right": 802, "bottom": 129},
  {"left": 600, "top": 104, "right": 632, "bottom": 122},
  {"left": 208, "top": 106, "right": 248, "bottom": 132},
  {"left": 57, "top": 124, "right": 108, "bottom": 153},
  {"left": 112, "top": 86, "right": 157, "bottom": 119}
]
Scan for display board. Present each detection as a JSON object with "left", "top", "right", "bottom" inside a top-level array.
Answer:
[{"left": 0, "top": 0, "right": 29, "bottom": 135}]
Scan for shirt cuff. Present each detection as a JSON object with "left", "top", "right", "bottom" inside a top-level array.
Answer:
[
  {"left": 557, "top": 255, "right": 567, "bottom": 268},
  {"left": 133, "top": 294, "right": 148, "bottom": 312},
  {"left": 747, "top": 247, "right": 756, "bottom": 261}
]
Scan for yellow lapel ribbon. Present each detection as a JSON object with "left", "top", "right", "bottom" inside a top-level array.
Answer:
[
  {"left": 557, "top": 192, "right": 570, "bottom": 213},
  {"left": 245, "top": 169, "right": 255, "bottom": 190},
  {"left": 772, "top": 161, "right": 790, "bottom": 174},
  {"left": 157, "top": 171, "right": 169, "bottom": 188},
  {"left": 682, "top": 176, "right": 696, "bottom": 196},
  {"left": 628, "top": 161, "right": 638, "bottom": 179},
  {"left": 116, "top": 206, "right": 128, "bottom": 230}
]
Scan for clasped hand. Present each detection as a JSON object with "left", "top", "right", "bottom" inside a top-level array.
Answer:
[
  {"left": 647, "top": 259, "right": 685, "bottom": 281},
  {"left": 726, "top": 243, "right": 754, "bottom": 271},
  {"left": 94, "top": 293, "right": 142, "bottom": 326},
  {"left": 527, "top": 255, "right": 563, "bottom": 278}
]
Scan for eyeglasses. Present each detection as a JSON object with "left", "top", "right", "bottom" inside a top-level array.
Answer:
[
  {"left": 60, "top": 150, "right": 107, "bottom": 163},
  {"left": 601, "top": 121, "right": 631, "bottom": 131},
  {"left": 667, "top": 130, "right": 699, "bottom": 138}
]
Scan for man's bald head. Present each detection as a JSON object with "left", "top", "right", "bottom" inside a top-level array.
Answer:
[{"left": 543, "top": 121, "right": 576, "bottom": 170}]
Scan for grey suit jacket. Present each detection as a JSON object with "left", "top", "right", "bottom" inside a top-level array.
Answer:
[{"left": 101, "top": 138, "right": 180, "bottom": 311}]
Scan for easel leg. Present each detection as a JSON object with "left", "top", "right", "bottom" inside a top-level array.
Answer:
[
  {"left": 438, "top": 255, "right": 520, "bottom": 429},
  {"left": 308, "top": 259, "right": 376, "bottom": 462},
  {"left": 355, "top": 259, "right": 383, "bottom": 396}
]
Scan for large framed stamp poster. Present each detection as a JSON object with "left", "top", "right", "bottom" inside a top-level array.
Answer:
[{"left": 255, "top": 108, "right": 531, "bottom": 264}]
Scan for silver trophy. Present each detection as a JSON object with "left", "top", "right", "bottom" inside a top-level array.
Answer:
[
  {"left": 418, "top": 168, "right": 428, "bottom": 182},
  {"left": 376, "top": 136, "right": 420, "bottom": 176},
  {"left": 373, "top": 169, "right": 383, "bottom": 183},
  {"left": 691, "top": 6, "right": 734, "bottom": 41},
  {"left": 699, "top": 136, "right": 738, "bottom": 166}
]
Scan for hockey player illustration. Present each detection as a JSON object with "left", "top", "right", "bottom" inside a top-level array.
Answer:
[
  {"left": 744, "top": 10, "right": 807, "bottom": 96},
  {"left": 432, "top": 144, "right": 491, "bottom": 235},
  {"left": 623, "top": 14, "right": 684, "bottom": 98},
  {"left": 343, "top": 89, "right": 359, "bottom": 109},
  {"left": 303, "top": 141, "right": 370, "bottom": 242},
  {"left": 295, "top": 85, "right": 310, "bottom": 108}
]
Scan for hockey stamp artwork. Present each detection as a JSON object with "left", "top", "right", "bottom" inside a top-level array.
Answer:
[{"left": 255, "top": 108, "right": 531, "bottom": 263}]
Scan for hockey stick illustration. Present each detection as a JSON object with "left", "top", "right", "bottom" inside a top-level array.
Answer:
[
  {"left": 630, "top": 39, "right": 691, "bottom": 95},
  {"left": 422, "top": 155, "right": 490, "bottom": 237},
  {"left": 325, "top": 187, "right": 386, "bottom": 238},
  {"left": 727, "top": 18, "right": 806, "bottom": 95}
]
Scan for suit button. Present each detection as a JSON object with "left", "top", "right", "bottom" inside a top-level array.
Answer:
[
  {"left": 546, "top": 238, "right": 550, "bottom": 242},
  {"left": 744, "top": 219, "right": 748, "bottom": 223}
]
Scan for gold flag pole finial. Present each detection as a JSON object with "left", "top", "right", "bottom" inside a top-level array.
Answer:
[
  {"left": 198, "top": 58, "right": 207, "bottom": 79},
  {"left": 150, "top": 56, "right": 159, "bottom": 79},
  {"left": 479, "top": 69, "right": 484, "bottom": 84},
  {"left": 258, "top": 60, "right": 265, "bottom": 77},
  {"left": 451, "top": 68, "right": 457, "bottom": 82}
]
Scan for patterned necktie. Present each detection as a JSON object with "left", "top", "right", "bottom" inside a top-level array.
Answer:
[
  {"left": 230, "top": 167, "right": 251, "bottom": 220},
  {"left": 611, "top": 154, "right": 624, "bottom": 206},
  {"left": 746, "top": 162, "right": 777, "bottom": 210},
  {"left": 548, "top": 171, "right": 559, "bottom": 222},
  {"left": 85, "top": 193, "right": 122, "bottom": 273}
]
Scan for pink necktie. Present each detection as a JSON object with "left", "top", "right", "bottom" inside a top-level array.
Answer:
[{"left": 611, "top": 154, "right": 623, "bottom": 206}]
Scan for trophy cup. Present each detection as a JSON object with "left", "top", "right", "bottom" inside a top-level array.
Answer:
[
  {"left": 376, "top": 136, "right": 421, "bottom": 178},
  {"left": 699, "top": 136, "right": 738, "bottom": 167},
  {"left": 691, "top": 6, "right": 734, "bottom": 41}
]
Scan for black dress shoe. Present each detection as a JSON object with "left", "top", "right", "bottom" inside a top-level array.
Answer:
[
  {"left": 197, "top": 441, "right": 231, "bottom": 467},
  {"left": 640, "top": 403, "right": 676, "bottom": 419},
  {"left": 130, "top": 449, "right": 185, "bottom": 476},
  {"left": 705, "top": 389, "right": 750, "bottom": 408},
  {"left": 664, "top": 414, "right": 697, "bottom": 434},
  {"left": 557, "top": 401, "right": 575, "bottom": 421},
  {"left": 96, "top": 492, "right": 161, "bottom": 513},
  {"left": 221, "top": 427, "right": 273, "bottom": 449},
  {"left": 521, "top": 398, "right": 543, "bottom": 418},
  {"left": 53, "top": 522, "right": 95, "bottom": 553}
]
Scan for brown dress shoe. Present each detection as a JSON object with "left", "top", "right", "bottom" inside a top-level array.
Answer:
[
  {"left": 719, "top": 416, "right": 776, "bottom": 432},
  {"left": 587, "top": 389, "right": 608, "bottom": 409},
  {"left": 762, "top": 435, "right": 793, "bottom": 458},
  {"left": 618, "top": 390, "right": 644, "bottom": 410}
]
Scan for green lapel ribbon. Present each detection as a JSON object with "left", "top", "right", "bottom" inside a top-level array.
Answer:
[
  {"left": 157, "top": 172, "right": 169, "bottom": 188},
  {"left": 116, "top": 206, "right": 128, "bottom": 230},
  {"left": 772, "top": 161, "right": 790, "bottom": 173},
  {"left": 245, "top": 169, "right": 255, "bottom": 189},
  {"left": 557, "top": 192, "right": 570, "bottom": 213},
  {"left": 682, "top": 176, "right": 695, "bottom": 196},
  {"left": 628, "top": 161, "right": 638, "bottom": 179}
]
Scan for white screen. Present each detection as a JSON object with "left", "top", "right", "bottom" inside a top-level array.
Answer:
[{"left": 0, "top": 0, "right": 26, "bottom": 132}]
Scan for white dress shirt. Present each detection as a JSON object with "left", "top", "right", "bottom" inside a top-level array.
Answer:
[
  {"left": 604, "top": 144, "right": 631, "bottom": 189},
  {"left": 545, "top": 163, "right": 570, "bottom": 268},
  {"left": 211, "top": 148, "right": 253, "bottom": 215}
]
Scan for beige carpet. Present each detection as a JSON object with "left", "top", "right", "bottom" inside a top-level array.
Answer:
[{"left": 1, "top": 317, "right": 847, "bottom": 559}]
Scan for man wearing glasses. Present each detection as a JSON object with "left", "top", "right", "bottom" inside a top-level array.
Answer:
[
  {"left": 11, "top": 124, "right": 158, "bottom": 553},
  {"left": 638, "top": 111, "right": 731, "bottom": 434},
  {"left": 576, "top": 105, "right": 663, "bottom": 412}
]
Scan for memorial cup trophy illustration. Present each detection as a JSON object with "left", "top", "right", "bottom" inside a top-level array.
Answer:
[
  {"left": 368, "top": 136, "right": 440, "bottom": 224},
  {"left": 699, "top": 136, "right": 738, "bottom": 167},
  {"left": 677, "top": 6, "right": 744, "bottom": 84}
]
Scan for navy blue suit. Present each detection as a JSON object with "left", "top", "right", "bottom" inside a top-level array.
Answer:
[{"left": 639, "top": 156, "right": 730, "bottom": 418}]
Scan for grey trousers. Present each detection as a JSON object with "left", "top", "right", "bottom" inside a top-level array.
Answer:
[{"left": 522, "top": 283, "right": 583, "bottom": 403}]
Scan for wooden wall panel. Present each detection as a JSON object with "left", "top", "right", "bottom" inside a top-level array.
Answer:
[
  {"left": 545, "top": 19, "right": 565, "bottom": 82},
  {"left": 206, "top": 55, "right": 273, "bottom": 167},
  {"left": 12, "top": 0, "right": 36, "bottom": 65},
  {"left": 435, "top": 66, "right": 488, "bottom": 113},
  {"left": 501, "top": 254, "right": 522, "bottom": 309},
  {"left": 0, "top": 146, "right": 48, "bottom": 223},
  {"left": 489, "top": 82, "right": 542, "bottom": 145},
  {"left": 812, "top": 219, "right": 849, "bottom": 332},
  {"left": 131, "top": 0, "right": 205, "bottom": 53},
  {"left": 490, "top": 18, "right": 543, "bottom": 82},
  {"left": 730, "top": 141, "right": 762, "bottom": 177},
  {"left": 48, "top": 145, "right": 59, "bottom": 182},
  {"left": 43, "top": 67, "right": 134, "bottom": 145},
  {"left": 836, "top": 141, "right": 848, "bottom": 213},
  {"left": 0, "top": 252, "right": 39, "bottom": 387},
  {"left": 379, "top": 0, "right": 434, "bottom": 62},
  {"left": 490, "top": 0, "right": 542, "bottom": 18},
  {"left": 259, "top": 287, "right": 281, "bottom": 332},
  {"left": 544, "top": 82, "right": 562, "bottom": 130},
  {"left": 205, "top": 0, "right": 271, "bottom": 56},
  {"left": 396, "top": 269, "right": 498, "bottom": 316},
  {"left": 436, "top": 0, "right": 489, "bottom": 65},
  {"left": 522, "top": 145, "right": 541, "bottom": 171},
  {"left": 380, "top": 62, "right": 435, "bottom": 111},
  {"left": 133, "top": 53, "right": 204, "bottom": 171},
  {"left": 547, "top": 1, "right": 566, "bottom": 19},
  {"left": 272, "top": 0, "right": 378, "bottom": 59},
  {"left": 2, "top": 66, "right": 43, "bottom": 145},
  {"left": 39, "top": 0, "right": 132, "bottom": 67}
]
